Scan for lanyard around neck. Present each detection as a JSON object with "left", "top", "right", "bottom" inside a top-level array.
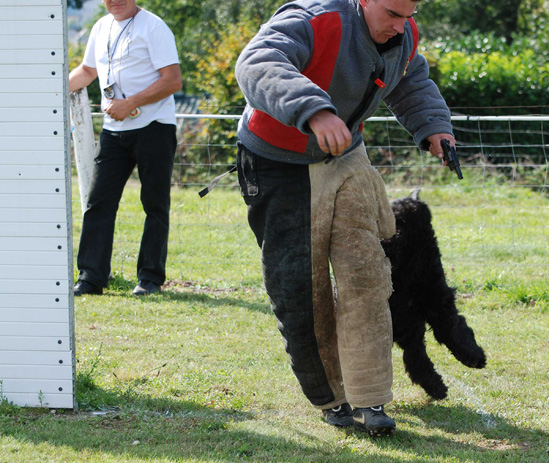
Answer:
[{"left": 106, "top": 9, "right": 138, "bottom": 86}]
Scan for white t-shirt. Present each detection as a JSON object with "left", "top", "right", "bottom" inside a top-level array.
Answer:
[{"left": 83, "top": 9, "right": 179, "bottom": 131}]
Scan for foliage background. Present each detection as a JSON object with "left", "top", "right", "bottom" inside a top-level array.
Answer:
[{"left": 68, "top": 0, "right": 549, "bottom": 170}]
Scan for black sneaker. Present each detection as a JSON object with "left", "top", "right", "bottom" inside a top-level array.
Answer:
[
  {"left": 74, "top": 280, "right": 103, "bottom": 296},
  {"left": 353, "top": 405, "right": 396, "bottom": 437},
  {"left": 322, "top": 403, "right": 354, "bottom": 427},
  {"left": 132, "top": 280, "right": 161, "bottom": 296}
]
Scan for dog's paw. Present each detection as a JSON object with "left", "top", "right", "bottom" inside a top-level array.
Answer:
[
  {"left": 458, "top": 350, "right": 487, "bottom": 369},
  {"left": 423, "top": 381, "right": 448, "bottom": 400},
  {"left": 448, "top": 339, "right": 487, "bottom": 369}
]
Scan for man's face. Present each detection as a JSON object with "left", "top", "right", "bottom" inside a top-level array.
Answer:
[
  {"left": 102, "top": 0, "right": 137, "bottom": 20},
  {"left": 360, "top": 0, "right": 417, "bottom": 44}
]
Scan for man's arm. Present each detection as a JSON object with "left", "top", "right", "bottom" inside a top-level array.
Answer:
[
  {"left": 235, "top": 9, "right": 336, "bottom": 133},
  {"left": 104, "top": 64, "right": 182, "bottom": 121},
  {"left": 384, "top": 45, "right": 454, "bottom": 155},
  {"left": 69, "top": 64, "right": 98, "bottom": 93}
]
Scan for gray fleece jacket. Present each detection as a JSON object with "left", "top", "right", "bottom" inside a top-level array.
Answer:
[{"left": 235, "top": 0, "right": 453, "bottom": 164}]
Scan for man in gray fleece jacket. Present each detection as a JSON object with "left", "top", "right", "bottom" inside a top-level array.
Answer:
[{"left": 235, "top": 0, "right": 456, "bottom": 436}]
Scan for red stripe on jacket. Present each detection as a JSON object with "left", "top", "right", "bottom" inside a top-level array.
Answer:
[{"left": 248, "top": 12, "right": 342, "bottom": 153}]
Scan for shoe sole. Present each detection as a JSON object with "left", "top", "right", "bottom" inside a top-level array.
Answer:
[
  {"left": 74, "top": 290, "right": 102, "bottom": 296},
  {"left": 354, "top": 423, "right": 395, "bottom": 437},
  {"left": 133, "top": 289, "right": 161, "bottom": 296}
]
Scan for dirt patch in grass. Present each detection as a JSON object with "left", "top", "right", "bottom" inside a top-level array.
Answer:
[{"left": 162, "top": 280, "right": 259, "bottom": 296}]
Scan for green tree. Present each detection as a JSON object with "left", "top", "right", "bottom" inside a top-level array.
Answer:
[
  {"left": 68, "top": 0, "right": 90, "bottom": 9},
  {"left": 138, "top": 0, "right": 284, "bottom": 93},
  {"left": 419, "top": 0, "right": 547, "bottom": 44}
]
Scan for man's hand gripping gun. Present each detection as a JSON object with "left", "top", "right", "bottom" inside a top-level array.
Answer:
[{"left": 441, "top": 139, "right": 463, "bottom": 180}]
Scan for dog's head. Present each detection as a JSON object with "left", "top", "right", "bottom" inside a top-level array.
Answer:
[{"left": 381, "top": 192, "right": 435, "bottom": 253}]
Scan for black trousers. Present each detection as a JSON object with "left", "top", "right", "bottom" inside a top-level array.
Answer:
[
  {"left": 77, "top": 121, "right": 176, "bottom": 287},
  {"left": 237, "top": 142, "right": 396, "bottom": 409}
]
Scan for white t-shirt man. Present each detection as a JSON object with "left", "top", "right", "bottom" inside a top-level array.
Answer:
[{"left": 83, "top": 9, "right": 179, "bottom": 131}]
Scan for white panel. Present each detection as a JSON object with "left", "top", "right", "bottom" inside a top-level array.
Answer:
[
  {"left": 1, "top": 137, "right": 64, "bottom": 152},
  {"left": 0, "top": 351, "right": 71, "bottom": 366},
  {"left": 0, "top": 35, "right": 63, "bottom": 50},
  {"left": 0, "top": 21, "right": 61, "bottom": 36},
  {"left": 0, "top": 237, "right": 67, "bottom": 251},
  {"left": 0, "top": 294, "right": 69, "bottom": 309},
  {"left": 0, "top": 365, "right": 72, "bottom": 379},
  {"left": 0, "top": 49, "right": 64, "bottom": 64},
  {"left": 1, "top": 94, "right": 63, "bottom": 108},
  {"left": 0, "top": 107, "right": 63, "bottom": 122},
  {"left": 0, "top": 166, "right": 65, "bottom": 180},
  {"left": 0, "top": 266, "right": 69, "bottom": 280},
  {"left": 0, "top": 180, "right": 65, "bottom": 194},
  {"left": 0, "top": 6, "right": 62, "bottom": 21},
  {"left": 0, "top": 0, "right": 75, "bottom": 409},
  {"left": 0, "top": 151, "right": 65, "bottom": 164},
  {"left": 0, "top": 121, "right": 63, "bottom": 136},
  {"left": 1, "top": 392, "right": 74, "bottom": 409},
  {"left": 0, "top": 223, "right": 66, "bottom": 237},
  {"left": 2, "top": 379, "right": 73, "bottom": 394},
  {"left": 0, "top": 64, "right": 63, "bottom": 79},
  {"left": 0, "top": 308, "right": 69, "bottom": 323},
  {"left": 0, "top": 1, "right": 60, "bottom": 5},
  {"left": 3, "top": 78, "right": 62, "bottom": 93},
  {"left": 0, "top": 279, "right": 68, "bottom": 294},
  {"left": 0, "top": 239, "right": 63, "bottom": 252},
  {"left": 0, "top": 209, "right": 67, "bottom": 223},
  {"left": 0, "top": 251, "right": 68, "bottom": 266},
  {"left": 0, "top": 336, "right": 69, "bottom": 351},
  {"left": 0, "top": 194, "right": 66, "bottom": 208},
  {"left": 0, "top": 323, "right": 70, "bottom": 337}
]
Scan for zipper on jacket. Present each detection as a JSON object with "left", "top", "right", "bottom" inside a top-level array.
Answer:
[{"left": 346, "top": 68, "right": 384, "bottom": 132}]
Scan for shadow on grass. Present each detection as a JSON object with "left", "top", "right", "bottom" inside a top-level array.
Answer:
[
  {"left": 65, "top": 277, "right": 548, "bottom": 461},
  {"left": 0, "top": 387, "right": 395, "bottom": 463},
  {"left": 384, "top": 402, "right": 549, "bottom": 459},
  {"left": 1, "top": 393, "right": 547, "bottom": 462},
  {"left": 104, "top": 275, "right": 272, "bottom": 314}
]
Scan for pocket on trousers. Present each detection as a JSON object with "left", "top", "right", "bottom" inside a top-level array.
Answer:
[{"left": 237, "top": 142, "right": 259, "bottom": 197}]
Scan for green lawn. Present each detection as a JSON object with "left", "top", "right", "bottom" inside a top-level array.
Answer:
[{"left": 0, "top": 180, "right": 547, "bottom": 462}]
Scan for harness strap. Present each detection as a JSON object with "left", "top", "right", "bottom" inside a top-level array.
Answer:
[{"left": 198, "top": 166, "right": 237, "bottom": 198}]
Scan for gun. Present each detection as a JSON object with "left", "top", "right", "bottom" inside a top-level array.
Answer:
[{"left": 440, "top": 139, "right": 463, "bottom": 180}]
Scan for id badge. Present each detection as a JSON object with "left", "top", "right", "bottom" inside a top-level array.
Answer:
[{"left": 103, "top": 83, "right": 115, "bottom": 100}]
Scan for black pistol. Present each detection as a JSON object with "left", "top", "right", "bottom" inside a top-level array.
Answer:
[{"left": 441, "top": 139, "right": 463, "bottom": 180}]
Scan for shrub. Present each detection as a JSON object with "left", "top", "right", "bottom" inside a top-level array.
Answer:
[{"left": 436, "top": 49, "right": 548, "bottom": 110}]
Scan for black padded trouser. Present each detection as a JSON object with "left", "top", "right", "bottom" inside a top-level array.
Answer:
[{"left": 237, "top": 142, "right": 396, "bottom": 409}]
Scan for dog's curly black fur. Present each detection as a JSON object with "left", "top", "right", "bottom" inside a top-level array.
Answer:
[{"left": 381, "top": 191, "right": 487, "bottom": 399}]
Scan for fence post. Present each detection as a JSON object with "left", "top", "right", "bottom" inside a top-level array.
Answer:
[{"left": 69, "top": 88, "right": 95, "bottom": 213}]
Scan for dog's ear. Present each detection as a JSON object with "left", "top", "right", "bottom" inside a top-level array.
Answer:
[{"left": 410, "top": 188, "right": 421, "bottom": 200}]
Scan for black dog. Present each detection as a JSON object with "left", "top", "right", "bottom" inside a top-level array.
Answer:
[{"left": 381, "top": 191, "right": 487, "bottom": 399}]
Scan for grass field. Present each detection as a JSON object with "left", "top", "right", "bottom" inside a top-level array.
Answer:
[{"left": 0, "top": 179, "right": 548, "bottom": 462}]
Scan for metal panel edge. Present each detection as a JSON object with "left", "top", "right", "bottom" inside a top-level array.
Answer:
[{"left": 62, "top": 0, "right": 77, "bottom": 411}]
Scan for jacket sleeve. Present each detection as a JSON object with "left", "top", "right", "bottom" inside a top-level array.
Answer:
[
  {"left": 235, "top": 8, "right": 336, "bottom": 133},
  {"left": 384, "top": 52, "right": 453, "bottom": 150}
]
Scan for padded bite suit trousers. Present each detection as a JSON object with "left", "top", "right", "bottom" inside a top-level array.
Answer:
[{"left": 237, "top": 142, "right": 397, "bottom": 409}]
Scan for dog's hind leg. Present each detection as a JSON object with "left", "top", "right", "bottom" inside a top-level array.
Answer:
[{"left": 397, "top": 326, "right": 449, "bottom": 400}]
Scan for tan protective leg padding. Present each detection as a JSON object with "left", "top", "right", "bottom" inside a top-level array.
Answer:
[{"left": 309, "top": 145, "right": 396, "bottom": 409}]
